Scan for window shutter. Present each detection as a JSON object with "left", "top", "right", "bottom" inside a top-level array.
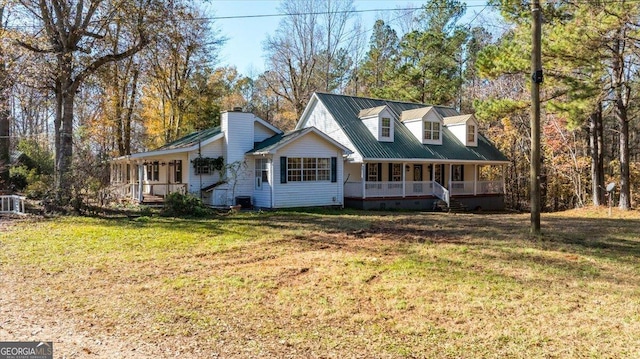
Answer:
[
  {"left": 280, "top": 157, "right": 287, "bottom": 183},
  {"left": 331, "top": 157, "right": 337, "bottom": 183},
  {"left": 461, "top": 165, "right": 465, "bottom": 181},
  {"left": 365, "top": 163, "right": 369, "bottom": 181},
  {"left": 388, "top": 163, "right": 393, "bottom": 181},
  {"left": 377, "top": 163, "right": 382, "bottom": 181}
]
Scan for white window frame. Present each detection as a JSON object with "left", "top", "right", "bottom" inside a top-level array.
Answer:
[
  {"left": 467, "top": 124, "right": 476, "bottom": 143},
  {"left": 367, "top": 164, "right": 379, "bottom": 182},
  {"left": 392, "top": 163, "right": 402, "bottom": 182},
  {"left": 287, "top": 157, "right": 330, "bottom": 182},
  {"left": 381, "top": 117, "right": 391, "bottom": 138},
  {"left": 423, "top": 120, "right": 441, "bottom": 141}
]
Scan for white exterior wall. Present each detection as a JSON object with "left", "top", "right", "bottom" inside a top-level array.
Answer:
[
  {"left": 254, "top": 122, "right": 275, "bottom": 143},
  {"left": 446, "top": 119, "right": 478, "bottom": 147},
  {"left": 448, "top": 124, "right": 466, "bottom": 145},
  {"left": 361, "top": 116, "right": 378, "bottom": 141},
  {"left": 361, "top": 108, "right": 395, "bottom": 142},
  {"left": 186, "top": 139, "right": 225, "bottom": 195},
  {"left": 404, "top": 119, "right": 422, "bottom": 143},
  {"left": 272, "top": 132, "right": 344, "bottom": 208},
  {"left": 221, "top": 111, "right": 263, "bottom": 205},
  {"left": 301, "top": 99, "right": 363, "bottom": 162}
]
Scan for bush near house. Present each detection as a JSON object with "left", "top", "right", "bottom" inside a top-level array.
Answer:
[{"left": 162, "top": 192, "right": 212, "bottom": 217}]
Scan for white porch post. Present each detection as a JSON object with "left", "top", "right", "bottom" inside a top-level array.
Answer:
[
  {"left": 138, "top": 163, "right": 144, "bottom": 202},
  {"left": 431, "top": 163, "right": 435, "bottom": 195},
  {"left": 502, "top": 164, "right": 507, "bottom": 194},
  {"left": 402, "top": 162, "right": 406, "bottom": 198},
  {"left": 474, "top": 164, "right": 478, "bottom": 196},
  {"left": 449, "top": 163, "right": 452, "bottom": 191},
  {"left": 361, "top": 163, "right": 366, "bottom": 199}
]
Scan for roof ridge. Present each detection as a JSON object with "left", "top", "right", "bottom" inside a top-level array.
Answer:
[{"left": 314, "top": 92, "right": 457, "bottom": 111}]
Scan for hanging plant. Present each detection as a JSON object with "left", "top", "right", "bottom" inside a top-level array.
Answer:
[{"left": 192, "top": 156, "right": 224, "bottom": 174}]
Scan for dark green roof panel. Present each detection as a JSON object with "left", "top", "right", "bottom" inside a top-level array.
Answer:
[
  {"left": 314, "top": 93, "right": 507, "bottom": 162},
  {"left": 248, "top": 128, "right": 308, "bottom": 154},
  {"left": 156, "top": 126, "right": 222, "bottom": 151}
]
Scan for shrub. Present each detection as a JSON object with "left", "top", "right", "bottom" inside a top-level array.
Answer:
[{"left": 162, "top": 192, "right": 211, "bottom": 217}]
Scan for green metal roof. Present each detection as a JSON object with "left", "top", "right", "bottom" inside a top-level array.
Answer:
[
  {"left": 247, "top": 128, "right": 308, "bottom": 154},
  {"left": 314, "top": 93, "right": 508, "bottom": 162},
  {"left": 155, "top": 126, "right": 222, "bottom": 151}
]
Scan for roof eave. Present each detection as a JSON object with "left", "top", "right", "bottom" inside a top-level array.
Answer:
[{"left": 129, "top": 132, "right": 224, "bottom": 159}]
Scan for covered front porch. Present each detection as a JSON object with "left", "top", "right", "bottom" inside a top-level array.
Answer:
[
  {"left": 110, "top": 157, "right": 188, "bottom": 204},
  {"left": 343, "top": 161, "right": 506, "bottom": 210}
]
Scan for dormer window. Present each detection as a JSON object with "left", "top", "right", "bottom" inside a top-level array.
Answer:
[
  {"left": 424, "top": 120, "right": 441, "bottom": 141},
  {"left": 358, "top": 106, "right": 394, "bottom": 142},
  {"left": 401, "top": 106, "right": 443, "bottom": 145},
  {"left": 443, "top": 114, "right": 478, "bottom": 147},
  {"left": 467, "top": 124, "right": 476, "bottom": 142},
  {"left": 381, "top": 117, "right": 391, "bottom": 138}
]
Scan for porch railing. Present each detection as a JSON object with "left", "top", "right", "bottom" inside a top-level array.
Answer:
[
  {"left": 345, "top": 181, "right": 441, "bottom": 199},
  {"left": 111, "top": 182, "right": 187, "bottom": 201},
  {"left": 142, "top": 183, "right": 187, "bottom": 197},
  {"left": 345, "top": 179, "right": 502, "bottom": 203},
  {"left": 0, "top": 195, "right": 26, "bottom": 215},
  {"left": 432, "top": 182, "right": 450, "bottom": 207},
  {"left": 450, "top": 181, "right": 475, "bottom": 195},
  {"left": 406, "top": 181, "right": 434, "bottom": 196},
  {"left": 477, "top": 180, "right": 503, "bottom": 195}
]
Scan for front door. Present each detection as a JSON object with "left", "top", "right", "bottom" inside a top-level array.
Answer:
[
  {"left": 434, "top": 164, "right": 444, "bottom": 186},
  {"left": 413, "top": 165, "right": 423, "bottom": 181},
  {"left": 413, "top": 165, "right": 423, "bottom": 194}
]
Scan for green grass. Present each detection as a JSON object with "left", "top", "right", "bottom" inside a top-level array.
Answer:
[{"left": 1, "top": 208, "right": 640, "bottom": 358}]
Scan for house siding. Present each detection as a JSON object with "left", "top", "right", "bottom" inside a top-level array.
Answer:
[
  {"left": 221, "top": 112, "right": 263, "bottom": 205},
  {"left": 271, "top": 132, "right": 343, "bottom": 208},
  {"left": 139, "top": 153, "right": 189, "bottom": 196},
  {"left": 302, "top": 99, "right": 363, "bottom": 162},
  {"left": 187, "top": 139, "right": 225, "bottom": 195},
  {"left": 404, "top": 119, "right": 422, "bottom": 144},
  {"left": 254, "top": 122, "right": 275, "bottom": 143}
]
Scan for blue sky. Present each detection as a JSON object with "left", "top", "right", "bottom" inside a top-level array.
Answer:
[{"left": 204, "top": 0, "right": 494, "bottom": 76}]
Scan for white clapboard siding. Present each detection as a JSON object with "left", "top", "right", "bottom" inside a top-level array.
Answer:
[
  {"left": 254, "top": 121, "right": 275, "bottom": 143},
  {"left": 221, "top": 111, "right": 278, "bottom": 204},
  {"left": 187, "top": 139, "right": 225, "bottom": 194},
  {"left": 301, "top": 99, "right": 362, "bottom": 162},
  {"left": 404, "top": 119, "right": 423, "bottom": 144},
  {"left": 272, "top": 132, "right": 343, "bottom": 208},
  {"left": 446, "top": 119, "right": 478, "bottom": 147}
]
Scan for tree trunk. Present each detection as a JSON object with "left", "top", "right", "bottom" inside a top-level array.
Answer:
[
  {"left": 0, "top": 51, "right": 9, "bottom": 188},
  {"left": 54, "top": 52, "right": 76, "bottom": 204},
  {"left": 596, "top": 104, "right": 605, "bottom": 203},
  {"left": 124, "top": 68, "right": 139, "bottom": 155},
  {"left": 619, "top": 114, "right": 631, "bottom": 209},
  {"left": 612, "top": 34, "right": 631, "bottom": 210},
  {"left": 0, "top": 6, "right": 8, "bottom": 188},
  {"left": 589, "top": 105, "right": 604, "bottom": 206},
  {"left": 56, "top": 85, "right": 76, "bottom": 204}
]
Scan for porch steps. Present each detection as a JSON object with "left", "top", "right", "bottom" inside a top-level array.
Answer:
[
  {"left": 435, "top": 198, "right": 468, "bottom": 213},
  {"left": 142, "top": 194, "right": 165, "bottom": 205}
]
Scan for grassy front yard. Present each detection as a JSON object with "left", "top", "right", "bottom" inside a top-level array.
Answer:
[{"left": 1, "top": 208, "right": 639, "bottom": 358}]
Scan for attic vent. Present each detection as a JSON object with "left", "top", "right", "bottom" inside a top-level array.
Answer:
[{"left": 232, "top": 106, "right": 243, "bottom": 112}]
